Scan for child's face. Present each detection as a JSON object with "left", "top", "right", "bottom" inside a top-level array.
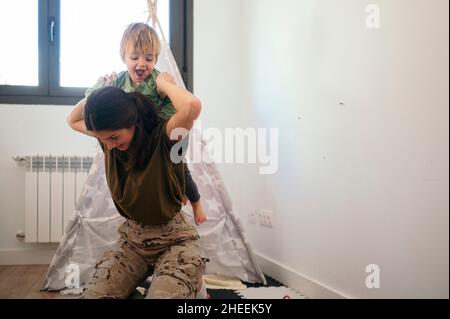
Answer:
[{"left": 124, "top": 43, "right": 157, "bottom": 87}]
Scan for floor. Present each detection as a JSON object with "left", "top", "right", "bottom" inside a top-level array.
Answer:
[
  {"left": 0, "top": 265, "right": 67, "bottom": 299},
  {"left": 129, "top": 274, "right": 286, "bottom": 299},
  {"left": 0, "top": 264, "right": 287, "bottom": 299},
  {"left": 207, "top": 276, "right": 285, "bottom": 299}
]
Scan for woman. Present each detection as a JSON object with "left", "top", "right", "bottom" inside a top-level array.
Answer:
[{"left": 67, "top": 72, "right": 205, "bottom": 299}]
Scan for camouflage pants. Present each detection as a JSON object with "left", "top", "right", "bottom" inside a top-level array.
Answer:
[{"left": 83, "top": 213, "right": 205, "bottom": 299}]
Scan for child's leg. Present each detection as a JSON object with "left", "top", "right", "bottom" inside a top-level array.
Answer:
[
  {"left": 184, "top": 164, "right": 200, "bottom": 203},
  {"left": 184, "top": 164, "right": 207, "bottom": 225}
]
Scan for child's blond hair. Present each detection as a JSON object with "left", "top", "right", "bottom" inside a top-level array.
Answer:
[{"left": 120, "top": 23, "right": 161, "bottom": 62}]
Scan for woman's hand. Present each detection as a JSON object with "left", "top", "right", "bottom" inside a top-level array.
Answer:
[{"left": 156, "top": 72, "right": 176, "bottom": 98}]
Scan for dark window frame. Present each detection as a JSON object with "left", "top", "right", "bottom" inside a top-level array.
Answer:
[{"left": 0, "top": 0, "right": 193, "bottom": 105}]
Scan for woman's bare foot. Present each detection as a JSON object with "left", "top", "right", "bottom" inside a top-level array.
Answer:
[{"left": 192, "top": 201, "right": 207, "bottom": 225}]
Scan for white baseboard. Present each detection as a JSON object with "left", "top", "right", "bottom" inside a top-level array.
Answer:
[
  {"left": 0, "top": 248, "right": 57, "bottom": 265},
  {"left": 255, "top": 252, "right": 347, "bottom": 299}
]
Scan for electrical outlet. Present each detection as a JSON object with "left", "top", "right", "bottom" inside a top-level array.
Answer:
[
  {"left": 258, "top": 209, "right": 273, "bottom": 228},
  {"left": 16, "top": 230, "right": 25, "bottom": 240}
]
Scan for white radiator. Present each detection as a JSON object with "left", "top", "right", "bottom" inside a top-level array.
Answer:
[{"left": 23, "top": 156, "right": 93, "bottom": 243}]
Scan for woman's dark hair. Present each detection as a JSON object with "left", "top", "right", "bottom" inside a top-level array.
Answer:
[{"left": 84, "top": 86, "right": 158, "bottom": 170}]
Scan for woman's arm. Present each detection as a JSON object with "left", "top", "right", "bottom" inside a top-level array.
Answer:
[
  {"left": 157, "top": 72, "right": 202, "bottom": 140},
  {"left": 67, "top": 72, "right": 118, "bottom": 136},
  {"left": 66, "top": 98, "right": 94, "bottom": 137}
]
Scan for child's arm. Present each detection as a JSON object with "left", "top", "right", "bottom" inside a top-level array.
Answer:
[
  {"left": 157, "top": 72, "right": 201, "bottom": 138},
  {"left": 66, "top": 98, "right": 94, "bottom": 137}
]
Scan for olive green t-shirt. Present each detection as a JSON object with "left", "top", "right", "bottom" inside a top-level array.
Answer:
[
  {"left": 101, "top": 120, "right": 185, "bottom": 225},
  {"left": 85, "top": 69, "right": 176, "bottom": 120}
]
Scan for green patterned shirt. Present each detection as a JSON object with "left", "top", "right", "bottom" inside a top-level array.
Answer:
[{"left": 85, "top": 69, "right": 176, "bottom": 121}]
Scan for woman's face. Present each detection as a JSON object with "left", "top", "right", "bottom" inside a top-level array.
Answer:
[{"left": 92, "top": 127, "right": 135, "bottom": 151}]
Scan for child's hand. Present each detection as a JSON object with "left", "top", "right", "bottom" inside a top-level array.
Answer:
[
  {"left": 106, "top": 72, "right": 117, "bottom": 84},
  {"left": 156, "top": 72, "right": 176, "bottom": 98},
  {"left": 97, "top": 72, "right": 117, "bottom": 85}
]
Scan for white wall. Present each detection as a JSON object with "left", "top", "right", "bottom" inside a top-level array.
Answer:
[
  {"left": 0, "top": 105, "right": 95, "bottom": 263},
  {"left": 193, "top": 0, "right": 262, "bottom": 207},
  {"left": 194, "top": 0, "right": 449, "bottom": 298}
]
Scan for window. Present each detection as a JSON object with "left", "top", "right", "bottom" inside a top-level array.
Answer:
[{"left": 0, "top": 0, "right": 193, "bottom": 105}]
